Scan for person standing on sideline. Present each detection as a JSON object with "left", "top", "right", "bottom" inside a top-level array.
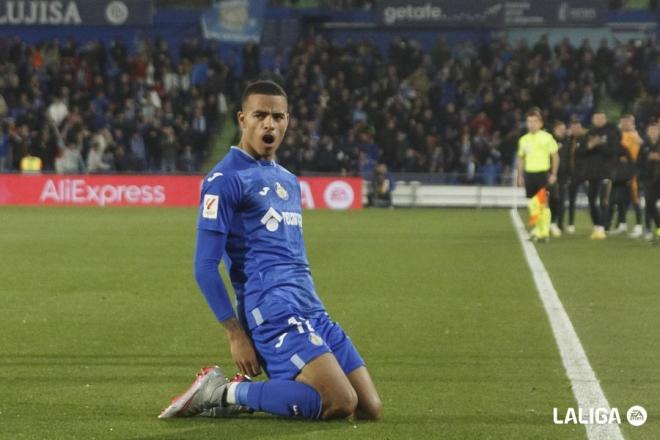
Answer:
[
  {"left": 516, "top": 108, "right": 559, "bottom": 241},
  {"left": 579, "top": 111, "right": 618, "bottom": 240},
  {"left": 549, "top": 120, "right": 570, "bottom": 236},
  {"left": 638, "top": 120, "right": 660, "bottom": 243},
  {"left": 610, "top": 114, "right": 643, "bottom": 237},
  {"left": 563, "top": 117, "right": 588, "bottom": 233}
]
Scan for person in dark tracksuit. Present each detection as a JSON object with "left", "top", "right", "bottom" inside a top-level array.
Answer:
[
  {"left": 563, "top": 117, "right": 588, "bottom": 233},
  {"left": 549, "top": 121, "right": 569, "bottom": 236},
  {"left": 638, "top": 121, "right": 660, "bottom": 244},
  {"left": 578, "top": 111, "right": 619, "bottom": 240}
]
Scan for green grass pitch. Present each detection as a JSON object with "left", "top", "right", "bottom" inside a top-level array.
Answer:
[{"left": 0, "top": 207, "right": 658, "bottom": 439}]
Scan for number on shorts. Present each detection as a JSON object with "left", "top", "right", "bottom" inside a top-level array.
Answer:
[
  {"left": 288, "top": 316, "right": 315, "bottom": 334},
  {"left": 288, "top": 317, "right": 304, "bottom": 334}
]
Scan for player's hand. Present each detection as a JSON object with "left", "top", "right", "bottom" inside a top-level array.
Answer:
[
  {"left": 547, "top": 174, "right": 557, "bottom": 185},
  {"left": 228, "top": 329, "right": 262, "bottom": 377},
  {"left": 516, "top": 174, "right": 524, "bottom": 187}
]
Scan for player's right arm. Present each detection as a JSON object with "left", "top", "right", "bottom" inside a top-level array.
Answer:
[{"left": 194, "top": 173, "right": 261, "bottom": 376}]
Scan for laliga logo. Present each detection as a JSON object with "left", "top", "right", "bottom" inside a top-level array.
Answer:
[
  {"left": 553, "top": 405, "right": 647, "bottom": 426},
  {"left": 323, "top": 181, "right": 354, "bottom": 210}
]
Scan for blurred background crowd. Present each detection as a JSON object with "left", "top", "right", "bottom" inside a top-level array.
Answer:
[
  {"left": 0, "top": 37, "right": 234, "bottom": 174},
  {"left": 0, "top": 0, "right": 658, "bottom": 184}
]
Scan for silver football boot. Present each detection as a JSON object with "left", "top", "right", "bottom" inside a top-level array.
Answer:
[{"left": 158, "top": 366, "right": 229, "bottom": 418}]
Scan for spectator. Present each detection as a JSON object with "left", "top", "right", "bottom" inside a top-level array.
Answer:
[
  {"left": 368, "top": 163, "right": 394, "bottom": 208},
  {"left": 57, "top": 140, "right": 85, "bottom": 173},
  {"left": 19, "top": 147, "right": 42, "bottom": 173},
  {"left": 161, "top": 125, "right": 179, "bottom": 172},
  {"left": 179, "top": 145, "right": 196, "bottom": 173},
  {"left": 129, "top": 131, "right": 147, "bottom": 171},
  {"left": 87, "top": 139, "right": 112, "bottom": 173},
  {"left": 0, "top": 123, "right": 8, "bottom": 171},
  {"left": 47, "top": 96, "right": 68, "bottom": 128}
]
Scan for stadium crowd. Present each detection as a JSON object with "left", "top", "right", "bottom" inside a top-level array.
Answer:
[
  {"left": 276, "top": 34, "right": 659, "bottom": 184},
  {"left": 0, "top": 36, "right": 232, "bottom": 173},
  {"left": 1, "top": 33, "right": 658, "bottom": 184}
]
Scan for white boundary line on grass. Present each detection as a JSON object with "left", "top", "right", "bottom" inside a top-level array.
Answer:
[{"left": 510, "top": 209, "right": 624, "bottom": 440}]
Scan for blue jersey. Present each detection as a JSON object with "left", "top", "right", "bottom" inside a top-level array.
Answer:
[{"left": 196, "top": 147, "right": 325, "bottom": 329}]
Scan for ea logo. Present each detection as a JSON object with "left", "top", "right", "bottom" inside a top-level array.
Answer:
[
  {"left": 627, "top": 405, "right": 647, "bottom": 427},
  {"left": 106, "top": 1, "right": 129, "bottom": 25},
  {"left": 323, "top": 181, "right": 354, "bottom": 210}
]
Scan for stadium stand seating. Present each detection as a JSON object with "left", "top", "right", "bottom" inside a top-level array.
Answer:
[{"left": 1, "top": 31, "right": 658, "bottom": 182}]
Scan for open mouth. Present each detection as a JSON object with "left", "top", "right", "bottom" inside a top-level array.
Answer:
[{"left": 262, "top": 134, "right": 275, "bottom": 145}]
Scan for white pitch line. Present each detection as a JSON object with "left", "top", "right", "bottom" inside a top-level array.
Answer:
[{"left": 510, "top": 209, "right": 624, "bottom": 440}]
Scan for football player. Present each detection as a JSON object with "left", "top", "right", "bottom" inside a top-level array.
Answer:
[{"left": 159, "top": 81, "right": 382, "bottom": 421}]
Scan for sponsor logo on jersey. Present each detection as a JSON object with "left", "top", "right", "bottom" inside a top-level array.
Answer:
[
  {"left": 275, "top": 332, "right": 288, "bottom": 348},
  {"left": 275, "top": 182, "right": 289, "bottom": 200},
  {"left": 202, "top": 194, "right": 219, "bottom": 219},
  {"left": 260, "top": 207, "right": 283, "bottom": 232},
  {"left": 282, "top": 211, "right": 302, "bottom": 228},
  {"left": 260, "top": 207, "right": 302, "bottom": 232},
  {"left": 207, "top": 172, "right": 223, "bottom": 182},
  {"left": 259, "top": 186, "right": 270, "bottom": 196}
]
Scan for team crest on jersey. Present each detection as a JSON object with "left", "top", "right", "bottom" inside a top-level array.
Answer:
[
  {"left": 309, "top": 333, "right": 324, "bottom": 346},
  {"left": 275, "top": 182, "right": 289, "bottom": 200}
]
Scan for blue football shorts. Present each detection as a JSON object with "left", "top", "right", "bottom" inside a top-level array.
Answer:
[{"left": 249, "top": 310, "right": 365, "bottom": 380}]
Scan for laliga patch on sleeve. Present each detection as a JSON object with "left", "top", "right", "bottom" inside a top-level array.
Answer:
[{"left": 202, "top": 194, "right": 219, "bottom": 219}]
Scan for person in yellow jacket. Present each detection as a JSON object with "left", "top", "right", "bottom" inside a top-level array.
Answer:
[
  {"left": 516, "top": 108, "right": 559, "bottom": 241},
  {"left": 20, "top": 149, "right": 43, "bottom": 174}
]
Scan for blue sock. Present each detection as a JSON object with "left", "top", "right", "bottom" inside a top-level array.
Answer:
[{"left": 235, "top": 380, "right": 322, "bottom": 419}]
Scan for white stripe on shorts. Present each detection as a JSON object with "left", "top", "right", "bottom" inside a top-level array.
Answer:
[
  {"left": 251, "top": 307, "right": 264, "bottom": 326},
  {"left": 290, "top": 354, "right": 306, "bottom": 370}
]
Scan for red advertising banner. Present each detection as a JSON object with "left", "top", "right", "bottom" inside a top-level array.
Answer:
[{"left": 0, "top": 175, "right": 362, "bottom": 209}]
